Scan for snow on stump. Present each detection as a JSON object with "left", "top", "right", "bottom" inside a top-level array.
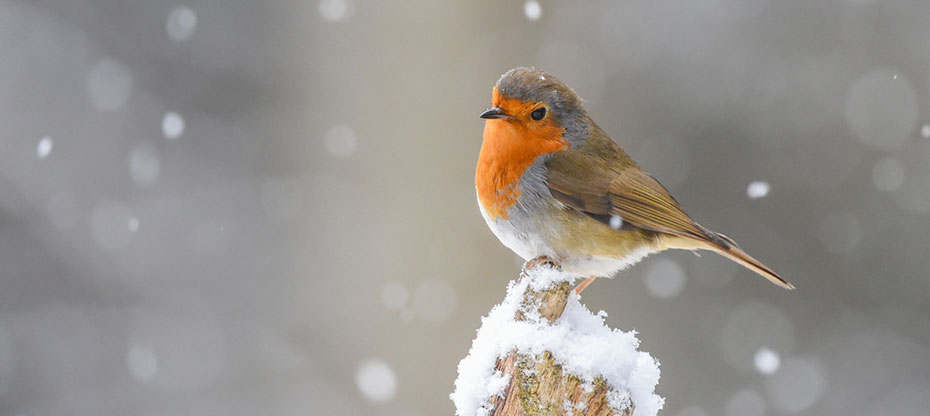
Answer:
[{"left": 451, "top": 258, "right": 664, "bottom": 416}]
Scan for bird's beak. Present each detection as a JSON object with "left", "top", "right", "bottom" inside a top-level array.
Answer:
[{"left": 479, "top": 106, "right": 514, "bottom": 120}]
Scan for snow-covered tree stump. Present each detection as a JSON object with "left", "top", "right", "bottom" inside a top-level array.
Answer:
[{"left": 451, "top": 259, "right": 664, "bottom": 416}]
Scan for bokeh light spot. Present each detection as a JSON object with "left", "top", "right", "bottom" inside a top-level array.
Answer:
[
  {"left": 127, "top": 344, "right": 158, "bottom": 382},
  {"left": 414, "top": 279, "right": 457, "bottom": 323},
  {"left": 129, "top": 143, "right": 161, "bottom": 186},
  {"left": 643, "top": 258, "right": 686, "bottom": 299},
  {"left": 319, "top": 0, "right": 353, "bottom": 22},
  {"left": 324, "top": 125, "right": 357, "bottom": 158},
  {"left": 845, "top": 70, "right": 918, "bottom": 150},
  {"left": 766, "top": 356, "right": 827, "bottom": 413},
  {"left": 872, "top": 157, "right": 904, "bottom": 191},
  {"left": 725, "top": 388, "right": 766, "bottom": 416},
  {"left": 166, "top": 6, "right": 197, "bottom": 41},
  {"left": 86, "top": 58, "right": 133, "bottom": 111},
  {"left": 381, "top": 281, "right": 408, "bottom": 310}
]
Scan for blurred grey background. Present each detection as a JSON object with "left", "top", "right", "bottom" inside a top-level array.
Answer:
[{"left": 1, "top": 0, "right": 929, "bottom": 415}]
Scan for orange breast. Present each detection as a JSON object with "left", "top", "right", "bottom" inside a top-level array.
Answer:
[{"left": 476, "top": 96, "right": 568, "bottom": 220}]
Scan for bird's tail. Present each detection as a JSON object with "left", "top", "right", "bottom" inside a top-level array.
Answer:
[
  {"left": 665, "top": 227, "right": 795, "bottom": 290},
  {"left": 711, "top": 232, "right": 794, "bottom": 290}
]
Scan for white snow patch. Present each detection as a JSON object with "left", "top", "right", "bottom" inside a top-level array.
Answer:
[
  {"left": 524, "top": 262, "right": 575, "bottom": 292},
  {"left": 450, "top": 265, "right": 663, "bottom": 416},
  {"left": 487, "top": 370, "right": 511, "bottom": 399}
]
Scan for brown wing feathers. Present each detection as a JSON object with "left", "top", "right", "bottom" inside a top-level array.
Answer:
[{"left": 544, "top": 129, "right": 794, "bottom": 289}]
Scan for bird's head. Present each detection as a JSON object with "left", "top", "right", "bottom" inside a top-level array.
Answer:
[{"left": 480, "top": 67, "right": 588, "bottom": 146}]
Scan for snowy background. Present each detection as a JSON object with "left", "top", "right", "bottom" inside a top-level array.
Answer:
[{"left": 1, "top": 0, "right": 929, "bottom": 415}]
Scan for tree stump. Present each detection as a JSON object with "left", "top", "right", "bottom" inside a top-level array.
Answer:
[
  {"left": 450, "top": 257, "right": 661, "bottom": 416},
  {"left": 488, "top": 260, "right": 634, "bottom": 416}
]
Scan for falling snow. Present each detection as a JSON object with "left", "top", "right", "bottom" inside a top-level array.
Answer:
[
  {"left": 356, "top": 358, "right": 397, "bottom": 403},
  {"left": 524, "top": 0, "right": 542, "bottom": 21},
  {"left": 609, "top": 214, "right": 623, "bottom": 229},
  {"left": 753, "top": 347, "right": 780, "bottom": 375},
  {"left": 162, "top": 112, "right": 185, "bottom": 140},
  {"left": 37, "top": 136, "right": 53, "bottom": 158},
  {"left": 746, "top": 181, "right": 770, "bottom": 199}
]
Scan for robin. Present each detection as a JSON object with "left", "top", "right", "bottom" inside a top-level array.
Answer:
[{"left": 476, "top": 67, "right": 794, "bottom": 294}]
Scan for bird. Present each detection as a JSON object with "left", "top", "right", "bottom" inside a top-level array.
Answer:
[{"left": 475, "top": 67, "right": 794, "bottom": 294}]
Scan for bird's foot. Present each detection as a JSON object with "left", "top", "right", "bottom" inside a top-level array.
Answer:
[
  {"left": 574, "top": 276, "right": 597, "bottom": 295},
  {"left": 522, "top": 256, "right": 560, "bottom": 275}
]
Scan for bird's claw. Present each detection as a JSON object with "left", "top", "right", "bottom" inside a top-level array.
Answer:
[{"left": 522, "top": 256, "right": 560, "bottom": 274}]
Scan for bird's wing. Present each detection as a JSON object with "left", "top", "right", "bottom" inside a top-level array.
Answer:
[
  {"left": 544, "top": 130, "right": 708, "bottom": 240},
  {"left": 544, "top": 124, "right": 795, "bottom": 290}
]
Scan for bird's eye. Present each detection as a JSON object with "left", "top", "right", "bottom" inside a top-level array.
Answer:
[{"left": 530, "top": 107, "right": 547, "bottom": 121}]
